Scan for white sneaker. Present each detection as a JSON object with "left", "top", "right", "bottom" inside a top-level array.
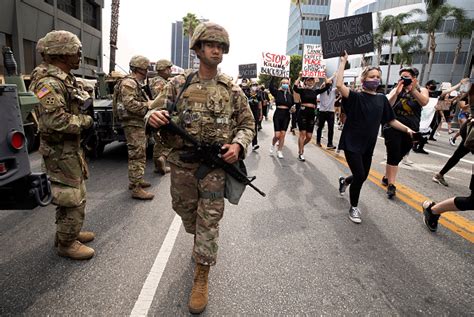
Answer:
[
  {"left": 277, "top": 150, "right": 284, "bottom": 159},
  {"left": 298, "top": 154, "right": 305, "bottom": 162},
  {"left": 269, "top": 145, "right": 274, "bottom": 155},
  {"left": 402, "top": 157, "right": 413, "bottom": 166}
]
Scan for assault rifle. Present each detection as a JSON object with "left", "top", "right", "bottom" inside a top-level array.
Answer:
[{"left": 162, "top": 119, "right": 266, "bottom": 197}]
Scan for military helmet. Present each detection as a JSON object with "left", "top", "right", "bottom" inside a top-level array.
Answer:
[
  {"left": 36, "top": 37, "right": 46, "bottom": 54},
  {"left": 129, "top": 55, "right": 150, "bottom": 70},
  {"left": 155, "top": 59, "right": 173, "bottom": 71},
  {"left": 190, "top": 22, "right": 230, "bottom": 54},
  {"left": 43, "top": 30, "right": 81, "bottom": 55}
]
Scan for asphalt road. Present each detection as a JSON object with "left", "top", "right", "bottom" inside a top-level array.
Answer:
[{"left": 1, "top": 114, "right": 472, "bottom": 316}]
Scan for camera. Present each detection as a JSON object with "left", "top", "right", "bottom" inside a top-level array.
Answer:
[{"left": 401, "top": 76, "right": 412, "bottom": 86}]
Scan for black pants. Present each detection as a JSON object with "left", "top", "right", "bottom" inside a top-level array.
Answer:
[
  {"left": 454, "top": 174, "right": 474, "bottom": 210},
  {"left": 344, "top": 150, "right": 373, "bottom": 207},
  {"left": 429, "top": 112, "right": 441, "bottom": 139},
  {"left": 440, "top": 139, "right": 471, "bottom": 175},
  {"left": 316, "top": 111, "right": 335, "bottom": 146},
  {"left": 251, "top": 106, "right": 259, "bottom": 146}
]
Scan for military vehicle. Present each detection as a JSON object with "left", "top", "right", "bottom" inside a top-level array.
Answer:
[
  {"left": 87, "top": 70, "right": 127, "bottom": 157},
  {"left": 2, "top": 47, "right": 40, "bottom": 153},
  {"left": 0, "top": 83, "right": 52, "bottom": 209}
]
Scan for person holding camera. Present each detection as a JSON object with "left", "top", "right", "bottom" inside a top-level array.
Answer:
[{"left": 381, "top": 67, "right": 429, "bottom": 199}]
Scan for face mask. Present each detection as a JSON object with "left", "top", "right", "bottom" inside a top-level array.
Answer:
[
  {"left": 362, "top": 79, "right": 380, "bottom": 91},
  {"left": 251, "top": 86, "right": 258, "bottom": 92},
  {"left": 429, "top": 85, "right": 436, "bottom": 91},
  {"left": 281, "top": 84, "right": 289, "bottom": 90}
]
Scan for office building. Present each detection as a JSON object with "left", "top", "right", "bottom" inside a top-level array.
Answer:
[
  {"left": 286, "top": 0, "right": 332, "bottom": 56},
  {"left": 0, "top": 0, "right": 104, "bottom": 79}
]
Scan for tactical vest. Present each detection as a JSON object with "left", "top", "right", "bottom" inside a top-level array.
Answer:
[
  {"left": 176, "top": 75, "right": 238, "bottom": 146},
  {"left": 113, "top": 76, "right": 149, "bottom": 126}
]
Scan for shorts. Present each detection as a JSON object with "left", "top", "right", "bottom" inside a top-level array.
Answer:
[
  {"left": 273, "top": 108, "right": 290, "bottom": 132},
  {"left": 443, "top": 110, "right": 453, "bottom": 123},
  {"left": 297, "top": 107, "right": 316, "bottom": 132},
  {"left": 458, "top": 111, "right": 469, "bottom": 121},
  {"left": 384, "top": 127, "right": 414, "bottom": 165}
]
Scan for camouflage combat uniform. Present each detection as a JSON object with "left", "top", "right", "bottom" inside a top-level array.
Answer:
[
  {"left": 116, "top": 75, "right": 150, "bottom": 188},
  {"left": 149, "top": 71, "right": 255, "bottom": 265},
  {"left": 149, "top": 74, "right": 172, "bottom": 163},
  {"left": 31, "top": 63, "right": 93, "bottom": 245}
]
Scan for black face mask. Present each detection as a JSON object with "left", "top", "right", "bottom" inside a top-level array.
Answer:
[{"left": 429, "top": 85, "right": 436, "bottom": 91}]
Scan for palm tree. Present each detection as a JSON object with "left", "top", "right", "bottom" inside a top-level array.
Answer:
[
  {"left": 417, "top": 2, "right": 457, "bottom": 84},
  {"left": 395, "top": 35, "right": 424, "bottom": 67},
  {"left": 446, "top": 9, "right": 474, "bottom": 82},
  {"left": 182, "top": 13, "right": 200, "bottom": 68},
  {"left": 382, "top": 9, "right": 422, "bottom": 92},
  {"left": 373, "top": 12, "right": 390, "bottom": 67},
  {"left": 291, "top": 0, "right": 308, "bottom": 55}
]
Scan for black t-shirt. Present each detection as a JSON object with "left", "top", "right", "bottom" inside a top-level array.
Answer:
[
  {"left": 339, "top": 90, "right": 395, "bottom": 154},
  {"left": 392, "top": 91, "right": 423, "bottom": 131},
  {"left": 293, "top": 84, "right": 329, "bottom": 105},
  {"left": 269, "top": 78, "right": 294, "bottom": 107},
  {"left": 247, "top": 92, "right": 261, "bottom": 111}
]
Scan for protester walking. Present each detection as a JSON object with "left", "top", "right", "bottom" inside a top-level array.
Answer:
[
  {"left": 316, "top": 75, "right": 337, "bottom": 149},
  {"left": 268, "top": 76, "right": 294, "bottom": 159},
  {"left": 336, "top": 52, "right": 414, "bottom": 224},
  {"left": 381, "top": 67, "right": 429, "bottom": 199},
  {"left": 293, "top": 73, "right": 330, "bottom": 161}
]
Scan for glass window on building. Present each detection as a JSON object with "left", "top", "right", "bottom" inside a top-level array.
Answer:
[
  {"left": 0, "top": 32, "right": 13, "bottom": 75},
  {"left": 57, "top": 0, "right": 78, "bottom": 19},
  {"left": 458, "top": 52, "right": 467, "bottom": 64},
  {"left": 23, "top": 39, "right": 38, "bottom": 74},
  {"left": 446, "top": 51, "right": 454, "bottom": 65},
  {"left": 83, "top": 0, "right": 100, "bottom": 29},
  {"left": 438, "top": 52, "right": 447, "bottom": 64}
]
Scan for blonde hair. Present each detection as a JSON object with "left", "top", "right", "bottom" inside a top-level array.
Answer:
[{"left": 360, "top": 66, "right": 382, "bottom": 81}]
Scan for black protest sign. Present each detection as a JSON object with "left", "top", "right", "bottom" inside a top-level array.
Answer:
[
  {"left": 239, "top": 63, "right": 257, "bottom": 79},
  {"left": 320, "top": 12, "right": 374, "bottom": 59}
]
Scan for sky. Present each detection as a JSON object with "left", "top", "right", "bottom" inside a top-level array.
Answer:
[{"left": 101, "top": 0, "right": 291, "bottom": 76}]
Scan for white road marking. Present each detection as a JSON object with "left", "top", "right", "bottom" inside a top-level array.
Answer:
[{"left": 130, "top": 215, "right": 181, "bottom": 317}]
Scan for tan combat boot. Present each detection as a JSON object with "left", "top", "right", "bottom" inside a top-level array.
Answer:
[
  {"left": 131, "top": 186, "right": 154, "bottom": 200},
  {"left": 154, "top": 156, "right": 170, "bottom": 175},
  {"left": 188, "top": 263, "right": 210, "bottom": 314},
  {"left": 128, "top": 181, "right": 152, "bottom": 190},
  {"left": 55, "top": 231, "right": 95, "bottom": 247},
  {"left": 58, "top": 240, "right": 95, "bottom": 260}
]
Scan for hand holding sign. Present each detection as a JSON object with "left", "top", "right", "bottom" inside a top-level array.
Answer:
[{"left": 320, "top": 13, "right": 374, "bottom": 59}]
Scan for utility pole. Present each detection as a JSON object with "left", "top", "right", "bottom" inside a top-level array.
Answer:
[{"left": 109, "top": 0, "right": 120, "bottom": 73}]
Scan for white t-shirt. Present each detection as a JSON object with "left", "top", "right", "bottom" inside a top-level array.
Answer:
[{"left": 319, "top": 87, "right": 336, "bottom": 112}]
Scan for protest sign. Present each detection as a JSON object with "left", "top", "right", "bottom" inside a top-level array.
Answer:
[
  {"left": 302, "top": 44, "right": 326, "bottom": 78},
  {"left": 260, "top": 52, "right": 290, "bottom": 78},
  {"left": 320, "top": 12, "right": 374, "bottom": 59},
  {"left": 239, "top": 63, "right": 257, "bottom": 79}
]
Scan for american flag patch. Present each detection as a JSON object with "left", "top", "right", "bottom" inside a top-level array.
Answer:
[{"left": 37, "top": 86, "right": 51, "bottom": 99}]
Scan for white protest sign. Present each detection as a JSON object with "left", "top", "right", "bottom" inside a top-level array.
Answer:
[
  {"left": 260, "top": 52, "right": 290, "bottom": 78},
  {"left": 302, "top": 44, "right": 326, "bottom": 78}
]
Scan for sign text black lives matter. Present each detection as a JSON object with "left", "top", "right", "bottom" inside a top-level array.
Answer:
[{"left": 320, "top": 12, "right": 374, "bottom": 59}]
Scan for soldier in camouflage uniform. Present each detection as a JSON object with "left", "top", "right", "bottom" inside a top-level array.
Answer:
[
  {"left": 146, "top": 22, "right": 255, "bottom": 314},
  {"left": 114, "top": 55, "right": 154, "bottom": 200},
  {"left": 30, "top": 30, "right": 95, "bottom": 260},
  {"left": 149, "top": 59, "right": 173, "bottom": 174}
]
